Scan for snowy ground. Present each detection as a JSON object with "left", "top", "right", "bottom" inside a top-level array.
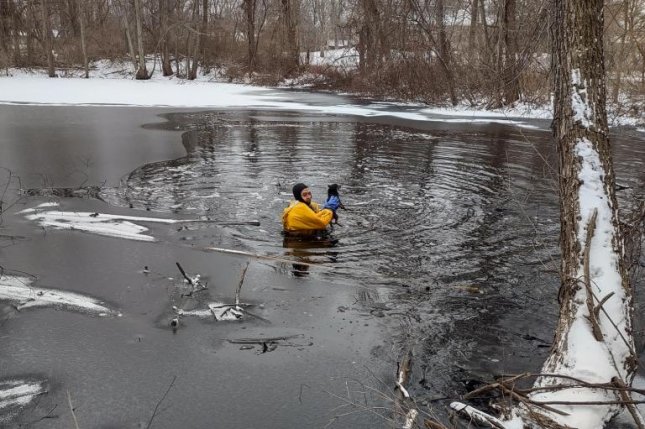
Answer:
[
  {"left": 1, "top": 59, "right": 642, "bottom": 127},
  {"left": 0, "top": 60, "right": 563, "bottom": 130}
]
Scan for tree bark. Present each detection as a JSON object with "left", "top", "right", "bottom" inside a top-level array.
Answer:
[
  {"left": 522, "top": 0, "right": 636, "bottom": 424},
  {"left": 123, "top": 9, "right": 137, "bottom": 72},
  {"left": 200, "top": 0, "right": 208, "bottom": 74},
  {"left": 0, "top": 0, "right": 11, "bottom": 71},
  {"left": 134, "top": 0, "right": 149, "bottom": 79},
  {"left": 468, "top": 0, "right": 478, "bottom": 51},
  {"left": 502, "top": 0, "right": 519, "bottom": 105},
  {"left": 11, "top": 0, "right": 21, "bottom": 65},
  {"left": 40, "top": 0, "right": 56, "bottom": 77},
  {"left": 436, "top": 0, "right": 458, "bottom": 106},
  {"left": 242, "top": 0, "right": 256, "bottom": 75},
  {"left": 281, "top": 0, "right": 299, "bottom": 75},
  {"left": 188, "top": 0, "right": 200, "bottom": 80},
  {"left": 78, "top": 0, "right": 89, "bottom": 78},
  {"left": 160, "top": 0, "right": 173, "bottom": 76},
  {"left": 452, "top": 0, "right": 638, "bottom": 426}
]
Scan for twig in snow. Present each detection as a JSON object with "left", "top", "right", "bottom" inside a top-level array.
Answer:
[
  {"left": 582, "top": 208, "right": 603, "bottom": 341},
  {"left": 612, "top": 376, "right": 645, "bottom": 429}
]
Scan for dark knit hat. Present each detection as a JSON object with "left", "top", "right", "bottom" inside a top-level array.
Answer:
[{"left": 292, "top": 183, "right": 308, "bottom": 202}]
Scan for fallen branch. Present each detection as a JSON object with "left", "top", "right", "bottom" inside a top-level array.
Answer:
[
  {"left": 202, "top": 246, "right": 332, "bottom": 269},
  {"left": 176, "top": 262, "right": 193, "bottom": 286},
  {"left": 612, "top": 376, "right": 645, "bottom": 429},
  {"left": 227, "top": 335, "right": 301, "bottom": 344},
  {"left": 236, "top": 262, "right": 249, "bottom": 307},
  {"left": 450, "top": 402, "right": 506, "bottom": 429},
  {"left": 146, "top": 375, "right": 177, "bottom": 429},
  {"left": 396, "top": 348, "right": 413, "bottom": 399},
  {"left": 583, "top": 208, "right": 603, "bottom": 341},
  {"left": 67, "top": 390, "right": 80, "bottom": 429}
]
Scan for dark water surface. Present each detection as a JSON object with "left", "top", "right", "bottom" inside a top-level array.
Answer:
[{"left": 1, "top": 104, "right": 644, "bottom": 427}]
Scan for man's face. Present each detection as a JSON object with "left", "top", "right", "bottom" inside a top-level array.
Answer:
[{"left": 300, "top": 188, "right": 312, "bottom": 204}]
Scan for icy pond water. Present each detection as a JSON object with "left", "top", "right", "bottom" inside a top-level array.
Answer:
[{"left": 0, "top": 103, "right": 644, "bottom": 428}]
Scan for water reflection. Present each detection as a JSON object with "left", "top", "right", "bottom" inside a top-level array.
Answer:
[
  {"left": 103, "top": 113, "right": 645, "bottom": 293},
  {"left": 98, "top": 111, "right": 645, "bottom": 405}
]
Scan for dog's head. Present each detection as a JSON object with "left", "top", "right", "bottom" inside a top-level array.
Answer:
[{"left": 327, "top": 184, "right": 341, "bottom": 196}]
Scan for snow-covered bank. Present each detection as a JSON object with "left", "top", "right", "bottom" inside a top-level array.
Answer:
[
  {"left": 1, "top": 62, "right": 642, "bottom": 127},
  {"left": 0, "top": 65, "right": 553, "bottom": 130},
  {"left": 0, "top": 275, "right": 117, "bottom": 316}
]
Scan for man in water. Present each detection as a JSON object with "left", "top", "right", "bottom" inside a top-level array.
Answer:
[{"left": 282, "top": 183, "right": 340, "bottom": 234}]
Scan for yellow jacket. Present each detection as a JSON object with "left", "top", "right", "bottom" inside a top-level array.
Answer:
[{"left": 282, "top": 200, "right": 334, "bottom": 232}]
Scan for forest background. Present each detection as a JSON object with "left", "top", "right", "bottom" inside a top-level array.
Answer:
[{"left": 1, "top": 0, "right": 644, "bottom": 120}]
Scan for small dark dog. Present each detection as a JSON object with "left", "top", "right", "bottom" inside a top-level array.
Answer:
[{"left": 327, "top": 184, "right": 346, "bottom": 223}]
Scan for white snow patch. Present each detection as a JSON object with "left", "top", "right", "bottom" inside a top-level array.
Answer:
[
  {"left": 0, "top": 380, "right": 46, "bottom": 414},
  {"left": 20, "top": 203, "right": 199, "bottom": 242},
  {"left": 637, "top": 128, "right": 645, "bottom": 133},
  {"left": 0, "top": 275, "right": 118, "bottom": 316},
  {"left": 571, "top": 68, "right": 594, "bottom": 128}
]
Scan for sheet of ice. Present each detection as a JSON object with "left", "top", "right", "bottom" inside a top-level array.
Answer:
[
  {"left": 0, "top": 67, "right": 548, "bottom": 130},
  {"left": 0, "top": 275, "right": 118, "bottom": 316},
  {"left": 20, "top": 203, "right": 198, "bottom": 242},
  {"left": 0, "top": 379, "right": 46, "bottom": 417}
]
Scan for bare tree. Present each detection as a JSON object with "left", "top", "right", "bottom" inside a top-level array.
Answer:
[
  {"left": 160, "top": 0, "right": 173, "bottom": 76},
  {"left": 78, "top": 0, "right": 89, "bottom": 78},
  {"left": 134, "top": 0, "right": 149, "bottom": 79},
  {"left": 40, "top": 0, "right": 56, "bottom": 77},
  {"left": 242, "top": 0, "right": 257, "bottom": 74},
  {"left": 281, "top": 0, "right": 299, "bottom": 74}
]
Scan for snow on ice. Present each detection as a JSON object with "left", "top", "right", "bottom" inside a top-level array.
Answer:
[{"left": 0, "top": 275, "right": 118, "bottom": 316}]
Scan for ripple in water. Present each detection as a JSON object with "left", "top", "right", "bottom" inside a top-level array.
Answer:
[{"left": 101, "top": 111, "right": 645, "bottom": 404}]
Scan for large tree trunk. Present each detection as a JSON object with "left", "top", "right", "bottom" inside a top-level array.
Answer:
[
  {"left": 468, "top": 0, "right": 478, "bottom": 52},
  {"left": 436, "top": 0, "right": 458, "bottom": 106},
  {"left": 160, "top": 0, "right": 173, "bottom": 76},
  {"left": 502, "top": 0, "right": 519, "bottom": 104},
  {"left": 518, "top": 0, "right": 637, "bottom": 425},
  {"left": 200, "top": 0, "right": 208, "bottom": 74},
  {"left": 0, "top": 0, "right": 11, "bottom": 71},
  {"left": 451, "top": 0, "right": 638, "bottom": 426},
  {"left": 66, "top": 0, "right": 80, "bottom": 36},
  {"left": 40, "top": 0, "right": 56, "bottom": 77},
  {"left": 281, "top": 0, "right": 299, "bottom": 75},
  {"left": 78, "top": 0, "right": 88, "bottom": 78},
  {"left": 242, "top": 0, "right": 256, "bottom": 75},
  {"left": 11, "top": 1, "right": 22, "bottom": 66},
  {"left": 188, "top": 0, "right": 200, "bottom": 80},
  {"left": 134, "top": 0, "right": 149, "bottom": 79},
  {"left": 525, "top": 0, "right": 636, "bottom": 425},
  {"left": 122, "top": 5, "right": 137, "bottom": 72}
]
